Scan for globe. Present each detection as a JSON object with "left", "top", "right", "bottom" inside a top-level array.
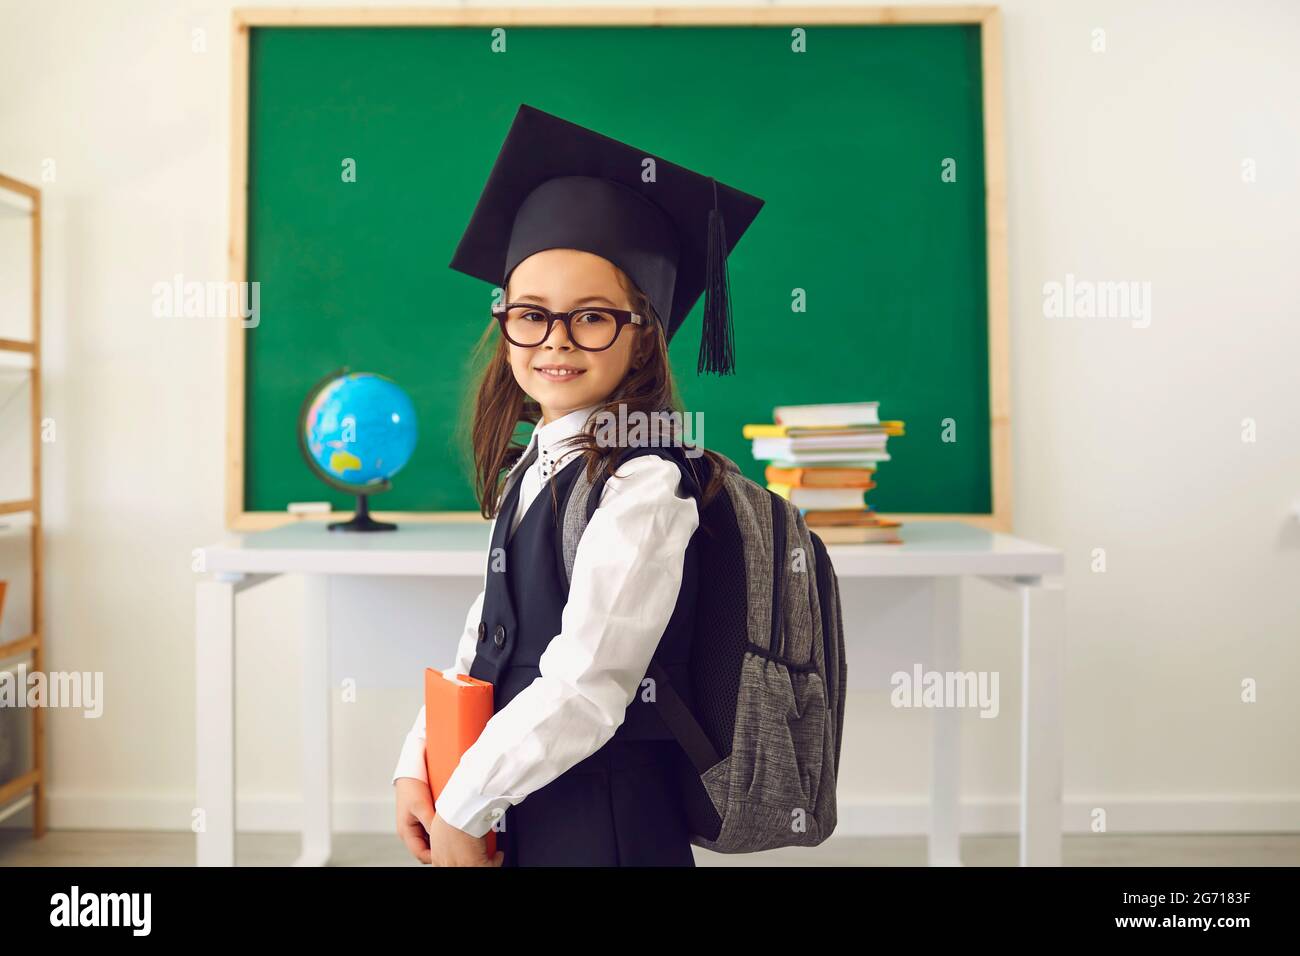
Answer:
[{"left": 299, "top": 370, "right": 418, "bottom": 531}]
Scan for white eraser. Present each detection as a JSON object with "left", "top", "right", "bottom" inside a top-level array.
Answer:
[{"left": 287, "top": 501, "right": 331, "bottom": 514}]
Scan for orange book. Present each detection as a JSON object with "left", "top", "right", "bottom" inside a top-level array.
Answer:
[
  {"left": 812, "top": 525, "right": 903, "bottom": 544},
  {"left": 804, "top": 510, "right": 900, "bottom": 528},
  {"left": 765, "top": 465, "right": 876, "bottom": 488},
  {"left": 424, "top": 667, "right": 497, "bottom": 857}
]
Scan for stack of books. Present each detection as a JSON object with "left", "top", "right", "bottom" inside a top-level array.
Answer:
[{"left": 744, "top": 401, "right": 905, "bottom": 544}]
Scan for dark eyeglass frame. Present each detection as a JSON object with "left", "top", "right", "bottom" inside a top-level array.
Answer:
[{"left": 492, "top": 302, "right": 647, "bottom": 352}]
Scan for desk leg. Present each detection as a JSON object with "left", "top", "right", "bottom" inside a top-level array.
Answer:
[
  {"left": 295, "top": 574, "right": 333, "bottom": 866},
  {"left": 929, "top": 577, "right": 963, "bottom": 866},
  {"left": 196, "top": 578, "right": 236, "bottom": 867},
  {"left": 1019, "top": 581, "right": 1065, "bottom": 866}
]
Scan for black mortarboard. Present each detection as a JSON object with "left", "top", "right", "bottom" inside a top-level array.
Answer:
[{"left": 448, "top": 104, "right": 764, "bottom": 375}]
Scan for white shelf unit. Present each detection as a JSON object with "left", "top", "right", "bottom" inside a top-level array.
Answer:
[{"left": 0, "top": 172, "right": 44, "bottom": 837}]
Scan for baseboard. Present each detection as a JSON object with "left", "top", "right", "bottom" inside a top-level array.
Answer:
[{"left": 14, "top": 791, "right": 1300, "bottom": 835}]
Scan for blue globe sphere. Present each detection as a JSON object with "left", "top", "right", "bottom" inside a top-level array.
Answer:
[{"left": 302, "top": 372, "right": 418, "bottom": 491}]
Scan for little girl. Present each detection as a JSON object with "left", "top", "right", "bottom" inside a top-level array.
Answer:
[{"left": 392, "top": 104, "right": 763, "bottom": 867}]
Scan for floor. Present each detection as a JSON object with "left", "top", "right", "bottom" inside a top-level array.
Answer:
[{"left": 2, "top": 830, "right": 1298, "bottom": 866}]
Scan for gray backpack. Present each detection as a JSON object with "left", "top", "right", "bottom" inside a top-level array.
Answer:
[{"left": 551, "top": 444, "right": 847, "bottom": 854}]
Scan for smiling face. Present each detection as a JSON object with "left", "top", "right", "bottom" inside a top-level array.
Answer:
[{"left": 503, "top": 248, "right": 644, "bottom": 424}]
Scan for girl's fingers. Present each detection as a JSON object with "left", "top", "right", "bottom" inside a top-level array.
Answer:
[{"left": 399, "top": 819, "right": 432, "bottom": 863}]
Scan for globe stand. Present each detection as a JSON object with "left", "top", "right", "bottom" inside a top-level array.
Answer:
[{"left": 328, "top": 493, "right": 396, "bottom": 533}]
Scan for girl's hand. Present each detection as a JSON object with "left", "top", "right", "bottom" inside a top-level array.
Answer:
[{"left": 395, "top": 777, "right": 504, "bottom": 867}]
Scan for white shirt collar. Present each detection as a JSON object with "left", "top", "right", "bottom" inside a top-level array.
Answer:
[{"left": 519, "top": 403, "right": 602, "bottom": 480}]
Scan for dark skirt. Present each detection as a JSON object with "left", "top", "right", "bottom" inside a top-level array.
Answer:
[{"left": 499, "top": 739, "right": 695, "bottom": 867}]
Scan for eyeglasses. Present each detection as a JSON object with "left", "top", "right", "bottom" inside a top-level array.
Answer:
[{"left": 492, "top": 302, "right": 647, "bottom": 351}]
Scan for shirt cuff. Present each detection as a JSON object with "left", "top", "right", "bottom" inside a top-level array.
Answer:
[
  {"left": 391, "top": 727, "right": 428, "bottom": 786},
  {"left": 434, "top": 770, "right": 506, "bottom": 839}
]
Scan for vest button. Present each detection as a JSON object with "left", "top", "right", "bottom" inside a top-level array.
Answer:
[
  {"left": 493, "top": 624, "right": 506, "bottom": 647},
  {"left": 477, "top": 621, "right": 486, "bottom": 643}
]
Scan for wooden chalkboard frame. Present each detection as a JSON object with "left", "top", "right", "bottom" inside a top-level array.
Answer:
[{"left": 227, "top": 5, "right": 1010, "bottom": 532}]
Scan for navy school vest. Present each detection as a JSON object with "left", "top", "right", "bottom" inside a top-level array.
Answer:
[{"left": 467, "top": 446, "right": 700, "bottom": 763}]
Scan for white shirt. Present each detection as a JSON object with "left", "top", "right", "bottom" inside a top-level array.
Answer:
[{"left": 391, "top": 402, "right": 700, "bottom": 839}]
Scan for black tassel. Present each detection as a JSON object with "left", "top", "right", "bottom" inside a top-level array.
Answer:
[{"left": 698, "top": 177, "right": 736, "bottom": 375}]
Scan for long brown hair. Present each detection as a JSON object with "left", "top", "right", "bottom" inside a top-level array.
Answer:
[{"left": 458, "top": 268, "right": 730, "bottom": 519}]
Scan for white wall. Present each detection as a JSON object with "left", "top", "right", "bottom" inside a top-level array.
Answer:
[{"left": 0, "top": 0, "right": 1296, "bottom": 837}]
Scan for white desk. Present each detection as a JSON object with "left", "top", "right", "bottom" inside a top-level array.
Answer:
[{"left": 194, "top": 520, "right": 1064, "bottom": 867}]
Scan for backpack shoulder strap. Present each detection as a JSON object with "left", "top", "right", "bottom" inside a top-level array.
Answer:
[{"left": 558, "top": 445, "right": 705, "bottom": 589}]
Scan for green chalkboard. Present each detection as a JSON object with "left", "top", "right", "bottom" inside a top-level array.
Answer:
[{"left": 243, "top": 22, "right": 991, "bottom": 516}]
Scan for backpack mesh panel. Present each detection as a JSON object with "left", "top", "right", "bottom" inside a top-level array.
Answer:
[{"left": 688, "top": 481, "right": 749, "bottom": 762}]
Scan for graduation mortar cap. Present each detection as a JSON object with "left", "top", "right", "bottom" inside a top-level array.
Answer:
[{"left": 448, "top": 104, "right": 765, "bottom": 375}]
